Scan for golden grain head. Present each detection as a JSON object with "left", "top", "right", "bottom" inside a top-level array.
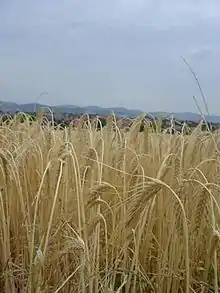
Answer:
[{"left": 0, "top": 114, "right": 219, "bottom": 293}]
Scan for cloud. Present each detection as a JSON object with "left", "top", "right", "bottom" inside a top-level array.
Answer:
[
  {"left": 2, "top": 0, "right": 220, "bottom": 31},
  {"left": 1, "top": 1, "right": 220, "bottom": 113},
  {"left": 187, "top": 46, "right": 212, "bottom": 61}
]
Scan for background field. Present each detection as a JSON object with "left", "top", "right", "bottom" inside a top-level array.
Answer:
[{"left": 0, "top": 113, "right": 220, "bottom": 293}]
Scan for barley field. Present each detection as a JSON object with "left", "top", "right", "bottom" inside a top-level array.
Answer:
[{"left": 0, "top": 113, "right": 220, "bottom": 293}]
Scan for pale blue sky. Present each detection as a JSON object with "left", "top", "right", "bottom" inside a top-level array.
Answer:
[{"left": 0, "top": 1, "right": 220, "bottom": 113}]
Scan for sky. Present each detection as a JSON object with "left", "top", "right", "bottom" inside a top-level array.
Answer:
[{"left": 0, "top": 1, "right": 220, "bottom": 114}]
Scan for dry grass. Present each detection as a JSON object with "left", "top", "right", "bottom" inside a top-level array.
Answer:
[{"left": 0, "top": 113, "right": 220, "bottom": 293}]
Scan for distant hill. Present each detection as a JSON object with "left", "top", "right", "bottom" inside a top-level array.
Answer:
[{"left": 0, "top": 100, "right": 219, "bottom": 123}]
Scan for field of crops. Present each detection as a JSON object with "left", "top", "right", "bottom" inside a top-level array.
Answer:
[{"left": 0, "top": 113, "right": 220, "bottom": 293}]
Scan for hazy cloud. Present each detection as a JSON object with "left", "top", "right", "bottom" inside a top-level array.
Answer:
[
  {"left": 187, "top": 45, "right": 212, "bottom": 61},
  {"left": 0, "top": 1, "right": 220, "bottom": 113}
]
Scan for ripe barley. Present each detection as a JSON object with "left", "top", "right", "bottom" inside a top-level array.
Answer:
[{"left": 0, "top": 114, "right": 219, "bottom": 293}]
